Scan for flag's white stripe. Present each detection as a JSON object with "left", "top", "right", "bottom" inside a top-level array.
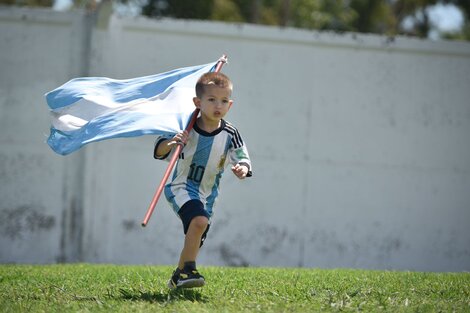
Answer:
[
  {"left": 48, "top": 110, "right": 193, "bottom": 155},
  {"left": 51, "top": 86, "right": 195, "bottom": 132}
]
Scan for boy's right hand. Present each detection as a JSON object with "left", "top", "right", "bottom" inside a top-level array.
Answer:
[
  {"left": 155, "top": 130, "right": 189, "bottom": 158},
  {"left": 169, "top": 130, "right": 189, "bottom": 147}
]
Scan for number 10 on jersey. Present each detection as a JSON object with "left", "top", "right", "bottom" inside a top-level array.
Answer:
[{"left": 188, "top": 163, "right": 205, "bottom": 183}]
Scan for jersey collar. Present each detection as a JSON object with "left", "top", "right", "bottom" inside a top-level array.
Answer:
[{"left": 194, "top": 119, "right": 226, "bottom": 137}]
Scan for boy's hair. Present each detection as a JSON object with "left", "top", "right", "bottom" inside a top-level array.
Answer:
[{"left": 195, "top": 72, "right": 233, "bottom": 98}]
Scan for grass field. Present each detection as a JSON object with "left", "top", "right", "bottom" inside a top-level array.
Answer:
[{"left": 0, "top": 264, "right": 469, "bottom": 312}]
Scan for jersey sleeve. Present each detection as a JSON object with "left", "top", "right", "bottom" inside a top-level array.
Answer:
[
  {"left": 227, "top": 128, "right": 253, "bottom": 177},
  {"left": 153, "top": 135, "right": 174, "bottom": 161}
]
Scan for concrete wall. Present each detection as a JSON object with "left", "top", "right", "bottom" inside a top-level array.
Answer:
[
  {"left": 0, "top": 7, "right": 92, "bottom": 263},
  {"left": 1, "top": 7, "right": 469, "bottom": 271}
]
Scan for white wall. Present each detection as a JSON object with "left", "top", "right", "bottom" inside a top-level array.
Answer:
[
  {"left": 1, "top": 7, "right": 469, "bottom": 271},
  {"left": 0, "top": 7, "right": 92, "bottom": 263}
]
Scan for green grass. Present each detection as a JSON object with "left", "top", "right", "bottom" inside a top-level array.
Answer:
[{"left": 0, "top": 264, "right": 469, "bottom": 312}]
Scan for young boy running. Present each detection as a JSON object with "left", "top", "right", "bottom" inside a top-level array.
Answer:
[{"left": 154, "top": 72, "right": 252, "bottom": 289}]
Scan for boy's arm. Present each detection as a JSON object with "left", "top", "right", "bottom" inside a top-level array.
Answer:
[
  {"left": 226, "top": 125, "right": 252, "bottom": 179},
  {"left": 154, "top": 131, "right": 188, "bottom": 159},
  {"left": 229, "top": 147, "right": 252, "bottom": 179}
]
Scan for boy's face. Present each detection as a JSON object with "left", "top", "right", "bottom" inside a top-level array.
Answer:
[{"left": 193, "top": 85, "right": 233, "bottom": 123}]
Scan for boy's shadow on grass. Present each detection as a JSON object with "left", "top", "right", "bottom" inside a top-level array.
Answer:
[{"left": 118, "top": 287, "right": 208, "bottom": 304}]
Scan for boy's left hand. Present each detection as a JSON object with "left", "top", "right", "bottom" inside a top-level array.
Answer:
[{"left": 231, "top": 164, "right": 248, "bottom": 179}]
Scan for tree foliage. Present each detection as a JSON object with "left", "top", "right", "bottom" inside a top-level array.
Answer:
[
  {"left": 0, "top": 0, "right": 52, "bottom": 6},
  {"left": 139, "top": 0, "right": 469, "bottom": 40},
  {"left": 1, "top": 0, "right": 468, "bottom": 40},
  {"left": 143, "top": 0, "right": 213, "bottom": 19}
]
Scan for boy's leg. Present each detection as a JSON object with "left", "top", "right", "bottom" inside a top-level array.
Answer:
[
  {"left": 178, "top": 215, "right": 209, "bottom": 270},
  {"left": 168, "top": 199, "right": 210, "bottom": 289}
]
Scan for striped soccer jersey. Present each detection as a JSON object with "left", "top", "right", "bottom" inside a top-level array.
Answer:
[{"left": 154, "top": 119, "right": 252, "bottom": 217}]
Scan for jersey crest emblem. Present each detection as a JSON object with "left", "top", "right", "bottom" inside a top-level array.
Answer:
[{"left": 217, "top": 155, "right": 226, "bottom": 171}]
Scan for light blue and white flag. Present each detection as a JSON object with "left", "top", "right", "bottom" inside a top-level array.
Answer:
[{"left": 45, "top": 61, "right": 217, "bottom": 155}]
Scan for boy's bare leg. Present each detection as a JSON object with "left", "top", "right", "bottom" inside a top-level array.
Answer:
[
  {"left": 178, "top": 216, "right": 209, "bottom": 269},
  {"left": 167, "top": 215, "right": 208, "bottom": 289}
]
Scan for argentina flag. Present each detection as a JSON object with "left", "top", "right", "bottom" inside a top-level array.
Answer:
[{"left": 45, "top": 61, "right": 217, "bottom": 155}]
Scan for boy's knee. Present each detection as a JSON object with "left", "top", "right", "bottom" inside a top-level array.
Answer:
[{"left": 190, "top": 216, "right": 209, "bottom": 232}]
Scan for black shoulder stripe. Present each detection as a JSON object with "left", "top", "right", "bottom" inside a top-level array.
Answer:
[
  {"left": 225, "top": 124, "right": 236, "bottom": 135},
  {"left": 235, "top": 133, "right": 243, "bottom": 148},
  {"left": 223, "top": 127, "right": 239, "bottom": 148},
  {"left": 224, "top": 122, "right": 245, "bottom": 149},
  {"left": 225, "top": 123, "right": 243, "bottom": 143},
  {"left": 231, "top": 138, "right": 239, "bottom": 149}
]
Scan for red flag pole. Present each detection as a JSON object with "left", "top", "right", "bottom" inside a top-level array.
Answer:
[{"left": 142, "top": 55, "right": 228, "bottom": 227}]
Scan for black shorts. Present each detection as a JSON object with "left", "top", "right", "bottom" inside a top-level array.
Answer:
[{"left": 178, "top": 199, "right": 211, "bottom": 247}]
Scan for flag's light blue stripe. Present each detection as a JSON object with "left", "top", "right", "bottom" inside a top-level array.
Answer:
[
  {"left": 46, "top": 63, "right": 216, "bottom": 110},
  {"left": 46, "top": 61, "right": 217, "bottom": 155},
  {"left": 47, "top": 110, "right": 193, "bottom": 155}
]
